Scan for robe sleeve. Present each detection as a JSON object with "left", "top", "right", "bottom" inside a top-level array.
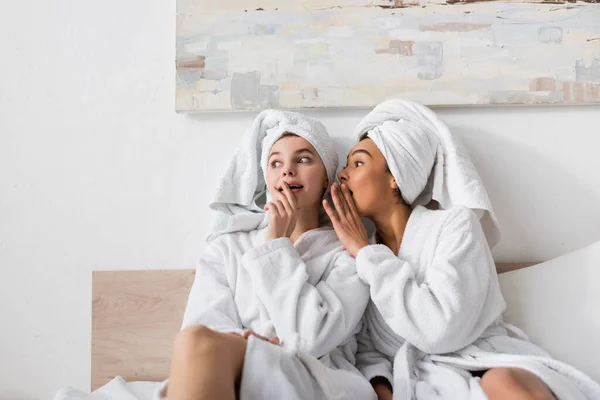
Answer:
[
  {"left": 355, "top": 316, "right": 393, "bottom": 384},
  {"left": 181, "top": 240, "right": 244, "bottom": 334},
  {"left": 356, "top": 207, "right": 502, "bottom": 354},
  {"left": 241, "top": 237, "right": 370, "bottom": 358}
]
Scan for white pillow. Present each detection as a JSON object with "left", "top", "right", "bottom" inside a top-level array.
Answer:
[{"left": 498, "top": 239, "right": 600, "bottom": 383}]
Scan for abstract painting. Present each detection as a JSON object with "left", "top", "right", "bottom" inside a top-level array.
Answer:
[{"left": 176, "top": 0, "right": 600, "bottom": 111}]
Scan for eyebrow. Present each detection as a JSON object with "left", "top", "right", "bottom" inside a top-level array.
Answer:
[
  {"left": 269, "top": 148, "right": 315, "bottom": 159},
  {"left": 346, "top": 149, "right": 372, "bottom": 160},
  {"left": 295, "top": 148, "right": 315, "bottom": 155}
]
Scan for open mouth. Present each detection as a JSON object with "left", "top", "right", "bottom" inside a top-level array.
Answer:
[{"left": 279, "top": 184, "right": 304, "bottom": 192}]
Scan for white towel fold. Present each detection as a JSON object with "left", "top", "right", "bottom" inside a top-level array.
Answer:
[
  {"left": 354, "top": 99, "right": 500, "bottom": 248},
  {"left": 207, "top": 110, "right": 338, "bottom": 243}
]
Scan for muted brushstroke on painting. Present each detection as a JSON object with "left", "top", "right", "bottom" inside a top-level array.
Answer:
[{"left": 176, "top": 0, "right": 600, "bottom": 111}]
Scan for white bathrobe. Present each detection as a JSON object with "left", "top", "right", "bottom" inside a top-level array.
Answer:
[
  {"left": 182, "top": 225, "right": 375, "bottom": 400},
  {"left": 356, "top": 205, "right": 600, "bottom": 400}
]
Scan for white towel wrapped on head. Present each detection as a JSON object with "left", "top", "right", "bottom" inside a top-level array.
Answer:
[
  {"left": 354, "top": 99, "right": 500, "bottom": 248},
  {"left": 207, "top": 110, "right": 339, "bottom": 243}
]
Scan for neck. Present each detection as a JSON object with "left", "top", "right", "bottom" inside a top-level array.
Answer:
[
  {"left": 371, "top": 202, "right": 412, "bottom": 256},
  {"left": 290, "top": 203, "right": 321, "bottom": 243}
]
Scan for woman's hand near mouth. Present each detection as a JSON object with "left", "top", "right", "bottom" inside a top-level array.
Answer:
[
  {"left": 279, "top": 181, "right": 303, "bottom": 192},
  {"left": 265, "top": 182, "right": 299, "bottom": 241},
  {"left": 323, "top": 183, "right": 369, "bottom": 258}
]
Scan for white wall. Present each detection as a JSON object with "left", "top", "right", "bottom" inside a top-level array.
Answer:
[{"left": 1, "top": 0, "right": 599, "bottom": 398}]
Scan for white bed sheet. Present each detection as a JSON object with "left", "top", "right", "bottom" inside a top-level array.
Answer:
[
  {"left": 499, "top": 239, "right": 600, "bottom": 383},
  {"left": 54, "top": 240, "right": 600, "bottom": 399},
  {"left": 53, "top": 377, "right": 160, "bottom": 400}
]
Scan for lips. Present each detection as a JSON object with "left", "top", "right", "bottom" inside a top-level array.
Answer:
[{"left": 279, "top": 183, "right": 304, "bottom": 192}]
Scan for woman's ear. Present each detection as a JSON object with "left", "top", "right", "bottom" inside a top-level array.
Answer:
[
  {"left": 391, "top": 179, "right": 398, "bottom": 190},
  {"left": 324, "top": 178, "right": 329, "bottom": 188}
]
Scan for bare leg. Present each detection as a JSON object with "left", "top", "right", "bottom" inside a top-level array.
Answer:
[
  {"left": 480, "top": 368, "right": 557, "bottom": 400},
  {"left": 167, "top": 325, "right": 247, "bottom": 400}
]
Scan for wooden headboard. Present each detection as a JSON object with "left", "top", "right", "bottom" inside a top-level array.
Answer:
[{"left": 91, "top": 262, "right": 536, "bottom": 390}]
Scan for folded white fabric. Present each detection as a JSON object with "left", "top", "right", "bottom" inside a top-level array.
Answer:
[
  {"left": 52, "top": 377, "right": 161, "bottom": 400},
  {"left": 207, "top": 110, "right": 338, "bottom": 243},
  {"left": 354, "top": 99, "right": 500, "bottom": 248}
]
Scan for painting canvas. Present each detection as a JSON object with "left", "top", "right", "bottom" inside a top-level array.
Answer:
[{"left": 176, "top": 0, "right": 600, "bottom": 112}]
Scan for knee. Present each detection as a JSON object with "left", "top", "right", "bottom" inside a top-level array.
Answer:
[
  {"left": 480, "top": 368, "right": 555, "bottom": 400},
  {"left": 174, "top": 325, "right": 222, "bottom": 358}
]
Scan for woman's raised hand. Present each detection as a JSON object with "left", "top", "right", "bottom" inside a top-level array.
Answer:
[
  {"left": 323, "top": 183, "right": 369, "bottom": 258},
  {"left": 265, "top": 182, "right": 298, "bottom": 241}
]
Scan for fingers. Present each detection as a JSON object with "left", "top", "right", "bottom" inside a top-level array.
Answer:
[
  {"left": 279, "top": 182, "right": 297, "bottom": 210},
  {"left": 270, "top": 183, "right": 297, "bottom": 218},
  {"left": 341, "top": 184, "right": 360, "bottom": 219},
  {"left": 275, "top": 200, "right": 286, "bottom": 217},
  {"left": 275, "top": 192, "right": 294, "bottom": 216},
  {"left": 243, "top": 329, "right": 280, "bottom": 345},
  {"left": 331, "top": 183, "right": 348, "bottom": 219},
  {"left": 264, "top": 202, "right": 274, "bottom": 214},
  {"left": 269, "top": 336, "right": 280, "bottom": 345},
  {"left": 244, "top": 329, "right": 269, "bottom": 341},
  {"left": 322, "top": 199, "right": 339, "bottom": 224},
  {"left": 272, "top": 184, "right": 296, "bottom": 217},
  {"left": 265, "top": 200, "right": 283, "bottom": 217}
]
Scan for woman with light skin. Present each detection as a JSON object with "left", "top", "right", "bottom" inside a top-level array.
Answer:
[
  {"left": 162, "top": 111, "right": 374, "bottom": 400},
  {"left": 323, "top": 100, "right": 600, "bottom": 400}
]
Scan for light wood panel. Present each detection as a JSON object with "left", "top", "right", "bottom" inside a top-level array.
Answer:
[
  {"left": 91, "top": 269, "right": 195, "bottom": 390},
  {"left": 91, "top": 262, "right": 536, "bottom": 389}
]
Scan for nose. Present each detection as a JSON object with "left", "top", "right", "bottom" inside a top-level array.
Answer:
[
  {"left": 338, "top": 168, "right": 348, "bottom": 183},
  {"left": 283, "top": 164, "right": 295, "bottom": 176}
]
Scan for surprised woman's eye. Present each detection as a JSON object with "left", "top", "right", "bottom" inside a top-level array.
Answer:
[
  {"left": 298, "top": 156, "right": 311, "bottom": 163},
  {"left": 270, "top": 160, "right": 282, "bottom": 168},
  {"left": 355, "top": 161, "right": 364, "bottom": 167}
]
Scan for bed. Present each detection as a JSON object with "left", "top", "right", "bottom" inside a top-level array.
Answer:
[
  {"left": 90, "top": 262, "right": 536, "bottom": 390},
  {"left": 91, "top": 237, "right": 600, "bottom": 390}
]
